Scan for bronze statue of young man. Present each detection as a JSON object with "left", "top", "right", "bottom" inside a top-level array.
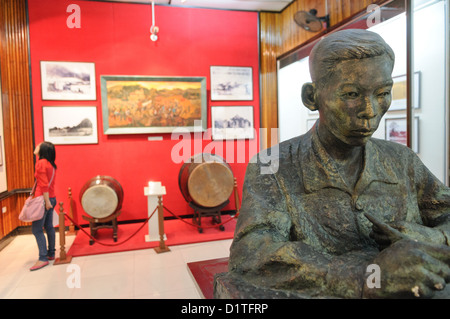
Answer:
[{"left": 216, "top": 29, "right": 450, "bottom": 299}]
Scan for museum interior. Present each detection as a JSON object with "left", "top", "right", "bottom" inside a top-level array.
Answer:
[{"left": 0, "top": 0, "right": 448, "bottom": 300}]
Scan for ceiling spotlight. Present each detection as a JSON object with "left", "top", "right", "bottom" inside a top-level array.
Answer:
[
  {"left": 150, "top": 25, "right": 159, "bottom": 41},
  {"left": 150, "top": 1, "right": 159, "bottom": 42}
]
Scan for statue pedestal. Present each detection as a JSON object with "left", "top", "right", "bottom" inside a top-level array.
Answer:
[
  {"left": 214, "top": 272, "right": 312, "bottom": 299},
  {"left": 214, "top": 272, "right": 450, "bottom": 299},
  {"left": 144, "top": 181, "right": 167, "bottom": 242}
]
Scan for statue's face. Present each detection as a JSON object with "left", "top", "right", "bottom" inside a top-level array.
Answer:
[{"left": 317, "top": 55, "right": 393, "bottom": 146}]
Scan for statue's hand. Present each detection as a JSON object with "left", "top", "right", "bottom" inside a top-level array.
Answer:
[
  {"left": 365, "top": 213, "right": 447, "bottom": 249},
  {"left": 363, "top": 239, "right": 450, "bottom": 299},
  {"left": 364, "top": 213, "right": 407, "bottom": 249},
  {"left": 389, "top": 221, "right": 446, "bottom": 245}
]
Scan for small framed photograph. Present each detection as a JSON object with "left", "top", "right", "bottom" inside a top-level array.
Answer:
[
  {"left": 211, "top": 106, "right": 254, "bottom": 140},
  {"left": 40, "top": 61, "right": 97, "bottom": 100},
  {"left": 389, "top": 72, "right": 420, "bottom": 111},
  {"left": 210, "top": 66, "right": 253, "bottom": 101},
  {"left": 385, "top": 116, "right": 419, "bottom": 153},
  {"left": 43, "top": 106, "right": 98, "bottom": 145}
]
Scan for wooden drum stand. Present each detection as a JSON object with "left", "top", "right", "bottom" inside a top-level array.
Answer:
[
  {"left": 190, "top": 178, "right": 240, "bottom": 233},
  {"left": 82, "top": 210, "right": 122, "bottom": 245},
  {"left": 190, "top": 200, "right": 229, "bottom": 233}
]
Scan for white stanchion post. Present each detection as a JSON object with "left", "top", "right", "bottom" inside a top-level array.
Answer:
[{"left": 144, "top": 181, "right": 167, "bottom": 242}]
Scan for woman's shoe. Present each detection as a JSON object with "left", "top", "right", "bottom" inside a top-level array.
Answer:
[
  {"left": 30, "top": 261, "right": 49, "bottom": 271},
  {"left": 47, "top": 256, "right": 55, "bottom": 261}
]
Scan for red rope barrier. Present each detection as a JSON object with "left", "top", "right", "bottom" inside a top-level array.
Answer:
[
  {"left": 62, "top": 203, "right": 238, "bottom": 246},
  {"left": 63, "top": 206, "right": 157, "bottom": 247},
  {"left": 162, "top": 205, "right": 239, "bottom": 229}
]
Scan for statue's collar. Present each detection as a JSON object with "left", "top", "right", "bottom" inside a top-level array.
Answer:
[{"left": 301, "top": 126, "right": 399, "bottom": 195}]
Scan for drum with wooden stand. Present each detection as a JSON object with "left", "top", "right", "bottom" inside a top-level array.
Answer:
[
  {"left": 80, "top": 175, "right": 124, "bottom": 244},
  {"left": 179, "top": 153, "right": 235, "bottom": 233}
]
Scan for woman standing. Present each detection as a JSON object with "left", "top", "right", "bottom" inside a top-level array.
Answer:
[{"left": 30, "top": 142, "right": 57, "bottom": 271}]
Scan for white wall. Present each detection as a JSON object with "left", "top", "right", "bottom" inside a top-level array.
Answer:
[
  {"left": 278, "top": 57, "right": 312, "bottom": 142},
  {"left": 369, "top": 15, "right": 407, "bottom": 140},
  {"left": 411, "top": 0, "right": 447, "bottom": 182}
]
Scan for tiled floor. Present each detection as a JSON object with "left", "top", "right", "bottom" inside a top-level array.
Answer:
[{"left": 0, "top": 233, "right": 232, "bottom": 299}]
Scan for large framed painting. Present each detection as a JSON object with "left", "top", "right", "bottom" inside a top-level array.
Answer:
[
  {"left": 40, "top": 61, "right": 97, "bottom": 100},
  {"left": 100, "top": 76, "right": 207, "bottom": 134},
  {"left": 43, "top": 106, "right": 98, "bottom": 145},
  {"left": 211, "top": 106, "right": 254, "bottom": 140},
  {"left": 210, "top": 66, "right": 253, "bottom": 101}
]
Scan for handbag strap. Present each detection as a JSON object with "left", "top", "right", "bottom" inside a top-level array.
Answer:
[
  {"left": 49, "top": 167, "right": 55, "bottom": 186},
  {"left": 30, "top": 180, "right": 38, "bottom": 196},
  {"left": 31, "top": 167, "right": 55, "bottom": 196}
]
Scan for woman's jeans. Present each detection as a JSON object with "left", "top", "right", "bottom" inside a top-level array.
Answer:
[{"left": 31, "top": 197, "right": 56, "bottom": 262}]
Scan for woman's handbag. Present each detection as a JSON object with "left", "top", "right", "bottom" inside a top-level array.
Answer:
[
  {"left": 18, "top": 192, "right": 45, "bottom": 222},
  {"left": 19, "top": 169, "right": 55, "bottom": 223}
]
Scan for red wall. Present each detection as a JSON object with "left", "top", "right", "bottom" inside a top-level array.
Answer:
[{"left": 28, "top": 0, "right": 260, "bottom": 224}]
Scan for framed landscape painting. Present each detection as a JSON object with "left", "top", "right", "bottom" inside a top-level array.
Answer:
[
  {"left": 101, "top": 76, "right": 207, "bottom": 134},
  {"left": 40, "top": 61, "right": 96, "bottom": 100},
  {"left": 43, "top": 106, "right": 98, "bottom": 145}
]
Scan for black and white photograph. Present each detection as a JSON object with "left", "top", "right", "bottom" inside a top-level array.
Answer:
[
  {"left": 210, "top": 66, "right": 253, "bottom": 101},
  {"left": 43, "top": 106, "right": 98, "bottom": 145},
  {"left": 40, "top": 61, "right": 97, "bottom": 100},
  {"left": 211, "top": 106, "right": 254, "bottom": 140}
]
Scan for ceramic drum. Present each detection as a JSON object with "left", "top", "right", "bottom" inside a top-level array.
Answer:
[
  {"left": 80, "top": 175, "right": 124, "bottom": 219},
  {"left": 179, "top": 153, "right": 234, "bottom": 208}
]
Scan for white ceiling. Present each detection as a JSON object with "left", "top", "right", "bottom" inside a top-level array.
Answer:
[{"left": 96, "top": 0, "right": 294, "bottom": 12}]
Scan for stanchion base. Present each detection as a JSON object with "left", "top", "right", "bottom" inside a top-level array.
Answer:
[
  {"left": 54, "top": 255, "right": 73, "bottom": 265},
  {"left": 154, "top": 246, "right": 170, "bottom": 254}
]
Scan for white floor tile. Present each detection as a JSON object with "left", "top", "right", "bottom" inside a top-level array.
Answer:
[
  {"left": 179, "top": 241, "right": 230, "bottom": 264},
  {"left": 78, "top": 251, "right": 135, "bottom": 278},
  {"left": 71, "top": 273, "right": 134, "bottom": 299},
  {"left": 0, "top": 232, "right": 231, "bottom": 299},
  {"left": 0, "top": 271, "right": 28, "bottom": 298},
  {"left": 134, "top": 248, "right": 185, "bottom": 270},
  {"left": 6, "top": 280, "right": 75, "bottom": 299},
  {"left": 134, "top": 264, "right": 195, "bottom": 297}
]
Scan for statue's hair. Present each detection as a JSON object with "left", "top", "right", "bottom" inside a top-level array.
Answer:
[{"left": 309, "top": 29, "right": 395, "bottom": 87}]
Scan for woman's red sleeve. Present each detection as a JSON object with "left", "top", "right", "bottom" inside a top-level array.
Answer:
[{"left": 35, "top": 160, "right": 50, "bottom": 193}]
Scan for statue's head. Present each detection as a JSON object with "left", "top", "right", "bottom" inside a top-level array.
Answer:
[{"left": 302, "top": 29, "right": 395, "bottom": 146}]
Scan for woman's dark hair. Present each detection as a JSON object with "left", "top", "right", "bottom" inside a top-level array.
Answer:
[{"left": 38, "top": 141, "right": 57, "bottom": 169}]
